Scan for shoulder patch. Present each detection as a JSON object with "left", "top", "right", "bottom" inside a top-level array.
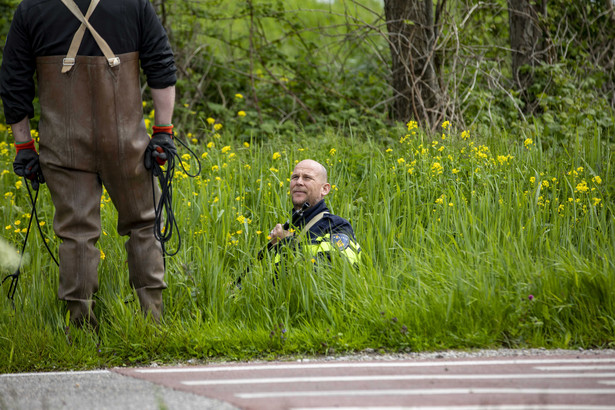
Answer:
[{"left": 331, "top": 233, "right": 350, "bottom": 250}]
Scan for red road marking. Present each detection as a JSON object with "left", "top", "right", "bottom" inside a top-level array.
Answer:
[{"left": 113, "top": 354, "right": 615, "bottom": 410}]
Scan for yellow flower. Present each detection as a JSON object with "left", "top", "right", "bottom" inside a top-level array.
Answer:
[
  {"left": 269, "top": 167, "right": 278, "bottom": 173},
  {"left": 431, "top": 162, "right": 443, "bottom": 175},
  {"left": 386, "top": 148, "right": 393, "bottom": 153},
  {"left": 406, "top": 120, "right": 418, "bottom": 131},
  {"left": 441, "top": 121, "right": 450, "bottom": 129},
  {"left": 575, "top": 180, "right": 589, "bottom": 193},
  {"left": 243, "top": 142, "right": 250, "bottom": 148},
  {"left": 206, "top": 117, "right": 216, "bottom": 125},
  {"left": 272, "top": 152, "right": 281, "bottom": 160},
  {"left": 329, "top": 148, "right": 336, "bottom": 156},
  {"left": 212, "top": 165, "right": 219, "bottom": 172},
  {"left": 221, "top": 146, "right": 231, "bottom": 153},
  {"left": 238, "top": 111, "right": 246, "bottom": 117},
  {"left": 541, "top": 180, "right": 549, "bottom": 188},
  {"left": 397, "top": 158, "right": 405, "bottom": 164},
  {"left": 235, "top": 93, "right": 244, "bottom": 99},
  {"left": 592, "top": 197, "right": 601, "bottom": 206},
  {"left": 461, "top": 130, "right": 470, "bottom": 140},
  {"left": 237, "top": 215, "right": 246, "bottom": 224},
  {"left": 100, "top": 250, "right": 106, "bottom": 260},
  {"left": 592, "top": 176, "right": 602, "bottom": 184},
  {"left": 497, "top": 155, "right": 513, "bottom": 165},
  {"left": 207, "top": 141, "right": 215, "bottom": 149},
  {"left": 15, "top": 180, "right": 22, "bottom": 189},
  {"left": 201, "top": 152, "right": 208, "bottom": 159},
  {"left": 214, "top": 123, "right": 223, "bottom": 131},
  {"left": 530, "top": 176, "right": 535, "bottom": 184},
  {"left": 524, "top": 138, "right": 534, "bottom": 149}
]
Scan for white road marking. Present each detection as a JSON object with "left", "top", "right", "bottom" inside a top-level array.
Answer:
[
  {"left": 535, "top": 365, "right": 615, "bottom": 371},
  {"left": 235, "top": 387, "right": 615, "bottom": 399},
  {"left": 181, "top": 372, "right": 615, "bottom": 386},
  {"left": 290, "top": 406, "right": 615, "bottom": 410},
  {"left": 600, "top": 381, "right": 615, "bottom": 385},
  {"left": 136, "top": 358, "right": 615, "bottom": 373},
  {"left": 0, "top": 370, "right": 111, "bottom": 377}
]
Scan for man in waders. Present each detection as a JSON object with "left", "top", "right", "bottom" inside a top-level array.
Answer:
[{"left": 0, "top": 0, "right": 177, "bottom": 327}]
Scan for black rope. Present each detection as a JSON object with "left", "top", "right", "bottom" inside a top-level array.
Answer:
[
  {"left": 150, "top": 136, "right": 200, "bottom": 257},
  {"left": 2, "top": 177, "right": 58, "bottom": 306}
]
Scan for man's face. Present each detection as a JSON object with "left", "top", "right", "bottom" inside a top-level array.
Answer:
[{"left": 290, "top": 160, "right": 331, "bottom": 210}]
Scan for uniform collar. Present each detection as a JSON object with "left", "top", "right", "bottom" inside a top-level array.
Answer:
[{"left": 291, "top": 199, "right": 329, "bottom": 227}]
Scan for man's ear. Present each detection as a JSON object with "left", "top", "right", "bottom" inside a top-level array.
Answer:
[{"left": 321, "top": 183, "right": 331, "bottom": 197}]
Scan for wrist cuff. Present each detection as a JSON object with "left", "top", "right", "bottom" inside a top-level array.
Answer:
[
  {"left": 153, "top": 124, "right": 173, "bottom": 136},
  {"left": 14, "top": 139, "right": 36, "bottom": 152}
]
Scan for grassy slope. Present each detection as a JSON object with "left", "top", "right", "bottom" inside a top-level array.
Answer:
[{"left": 0, "top": 120, "right": 613, "bottom": 372}]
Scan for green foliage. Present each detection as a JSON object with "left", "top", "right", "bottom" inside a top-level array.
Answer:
[
  {"left": 1, "top": 118, "right": 614, "bottom": 371},
  {"left": 529, "top": 61, "right": 615, "bottom": 148},
  {"left": 153, "top": 0, "right": 390, "bottom": 137},
  {"left": 0, "top": 0, "right": 614, "bottom": 370}
]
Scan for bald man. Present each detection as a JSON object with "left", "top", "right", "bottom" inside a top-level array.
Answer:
[{"left": 266, "top": 159, "right": 361, "bottom": 266}]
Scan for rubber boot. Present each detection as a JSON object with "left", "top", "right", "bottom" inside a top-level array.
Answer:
[
  {"left": 66, "top": 300, "right": 99, "bottom": 331},
  {"left": 135, "top": 287, "right": 163, "bottom": 323}
]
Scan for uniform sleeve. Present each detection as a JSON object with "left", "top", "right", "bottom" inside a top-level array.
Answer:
[
  {"left": 0, "top": 5, "right": 37, "bottom": 124},
  {"left": 138, "top": 0, "right": 176, "bottom": 89}
]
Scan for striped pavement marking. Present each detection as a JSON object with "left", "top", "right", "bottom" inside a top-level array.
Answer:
[
  {"left": 181, "top": 372, "right": 615, "bottom": 386},
  {"left": 134, "top": 357, "right": 615, "bottom": 373},
  {"left": 115, "top": 354, "right": 615, "bottom": 409},
  {"left": 235, "top": 388, "right": 615, "bottom": 399},
  {"left": 535, "top": 365, "right": 615, "bottom": 371}
]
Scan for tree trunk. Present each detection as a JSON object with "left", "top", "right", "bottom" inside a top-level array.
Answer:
[
  {"left": 508, "top": 0, "right": 547, "bottom": 112},
  {"left": 384, "top": 0, "right": 443, "bottom": 128}
]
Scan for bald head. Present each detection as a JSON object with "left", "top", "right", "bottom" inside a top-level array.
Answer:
[
  {"left": 295, "top": 159, "right": 327, "bottom": 182},
  {"left": 290, "top": 159, "right": 331, "bottom": 210}
]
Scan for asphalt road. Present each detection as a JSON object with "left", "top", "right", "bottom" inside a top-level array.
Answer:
[
  {"left": 2, "top": 349, "right": 615, "bottom": 410},
  {"left": 0, "top": 369, "right": 238, "bottom": 410}
]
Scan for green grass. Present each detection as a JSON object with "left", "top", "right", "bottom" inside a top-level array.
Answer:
[{"left": 0, "top": 119, "right": 614, "bottom": 372}]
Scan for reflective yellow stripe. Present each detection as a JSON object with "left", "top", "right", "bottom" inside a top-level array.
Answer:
[{"left": 273, "top": 233, "right": 361, "bottom": 265}]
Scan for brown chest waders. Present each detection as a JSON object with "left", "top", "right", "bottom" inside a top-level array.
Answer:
[{"left": 36, "top": 0, "right": 166, "bottom": 324}]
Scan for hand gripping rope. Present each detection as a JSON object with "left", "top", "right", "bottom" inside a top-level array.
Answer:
[
  {"left": 149, "top": 135, "right": 201, "bottom": 257},
  {"left": 2, "top": 178, "right": 59, "bottom": 306}
]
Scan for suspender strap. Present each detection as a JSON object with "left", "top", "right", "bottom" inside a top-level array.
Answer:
[
  {"left": 60, "top": 0, "right": 120, "bottom": 73},
  {"left": 61, "top": 0, "right": 99, "bottom": 73},
  {"left": 300, "top": 212, "right": 328, "bottom": 237}
]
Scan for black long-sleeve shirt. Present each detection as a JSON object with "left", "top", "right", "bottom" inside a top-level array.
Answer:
[{"left": 0, "top": 0, "right": 177, "bottom": 124}]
